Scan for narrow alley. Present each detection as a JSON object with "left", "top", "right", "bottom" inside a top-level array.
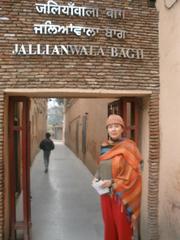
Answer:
[{"left": 30, "top": 141, "right": 103, "bottom": 240}]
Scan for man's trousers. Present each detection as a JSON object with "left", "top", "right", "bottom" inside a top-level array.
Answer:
[{"left": 43, "top": 150, "right": 51, "bottom": 170}]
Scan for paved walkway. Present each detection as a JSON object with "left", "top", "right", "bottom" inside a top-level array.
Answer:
[{"left": 31, "top": 141, "right": 103, "bottom": 240}]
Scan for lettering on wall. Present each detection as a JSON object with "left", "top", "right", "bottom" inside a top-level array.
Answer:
[
  {"left": 33, "top": 21, "right": 127, "bottom": 39},
  {"left": 35, "top": 1, "right": 126, "bottom": 19},
  {"left": 12, "top": 0, "right": 144, "bottom": 59},
  {"left": 12, "top": 44, "right": 144, "bottom": 59}
]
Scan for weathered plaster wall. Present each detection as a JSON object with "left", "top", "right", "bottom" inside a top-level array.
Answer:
[
  {"left": 65, "top": 98, "right": 117, "bottom": 173},
  {"left": 157, "top": 1, "right": 180, "bottom": 239},
  {"left": 30, "top": 98, "right": 47, "bottom": 161}
]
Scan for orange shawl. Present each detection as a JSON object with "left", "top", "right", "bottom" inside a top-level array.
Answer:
[{"left": 99, "top": 139, "right": 142, "bottom": 223}]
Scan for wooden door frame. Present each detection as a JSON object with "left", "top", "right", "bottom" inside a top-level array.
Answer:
[
  {"left": 122, "top": 97, "right": 140, "bottom": 145},
  {"left": 8, "top": 96, "right": 31, "bottom": 240}
]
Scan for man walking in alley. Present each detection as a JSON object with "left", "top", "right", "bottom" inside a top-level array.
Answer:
[{"left": 39, "top": 132, "right": 55, "bottom": 173}]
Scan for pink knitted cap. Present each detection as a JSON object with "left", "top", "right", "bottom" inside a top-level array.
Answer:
[{"left": 106, "top": 114, "right": 125, "bottom": 128}]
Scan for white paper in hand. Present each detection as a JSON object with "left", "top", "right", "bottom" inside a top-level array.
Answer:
[{"left": 92, "top": 180, "right": 110, "bottom": 195}]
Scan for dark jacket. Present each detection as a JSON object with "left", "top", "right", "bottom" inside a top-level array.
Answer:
[{"left": 39, "top": 138, "right": 55, "bottom": 152}]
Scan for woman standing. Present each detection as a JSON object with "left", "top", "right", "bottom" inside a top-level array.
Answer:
[{"left": 93, "top": 114, "right": 142, "bottom": 240}]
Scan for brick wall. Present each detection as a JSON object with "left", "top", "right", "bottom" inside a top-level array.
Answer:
[
  {"left": 0, "top": 93, "right": 4, "bottom": 239},
  {"left": 0, "top": 0, "right": 158, "bottom": 89},
  {"left": 0, "top": 0, "right": 159, "bottom": 239},
  {"left": 148, "top": 92, "right": 160, "bottom": 240}
]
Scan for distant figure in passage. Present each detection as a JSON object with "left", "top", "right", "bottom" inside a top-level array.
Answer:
[{"left": 39, "top": 132, "right": 55, "bottom": 173}]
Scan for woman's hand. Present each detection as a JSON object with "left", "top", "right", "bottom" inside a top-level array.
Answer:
[
  {"left": 92, "top": 177, "right": 98, "bottom": 184},
  {"left": 101, "top": 179, "right": 112, "bottom": 188}
]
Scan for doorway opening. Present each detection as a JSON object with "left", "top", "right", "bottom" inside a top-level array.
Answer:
[{"left": 6, "top": 91, "right": 150, "bottom": 240}]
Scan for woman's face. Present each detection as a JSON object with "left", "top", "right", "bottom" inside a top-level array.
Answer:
[{"left": 107, "top": 124, "right": 123, "bottom": 140}]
